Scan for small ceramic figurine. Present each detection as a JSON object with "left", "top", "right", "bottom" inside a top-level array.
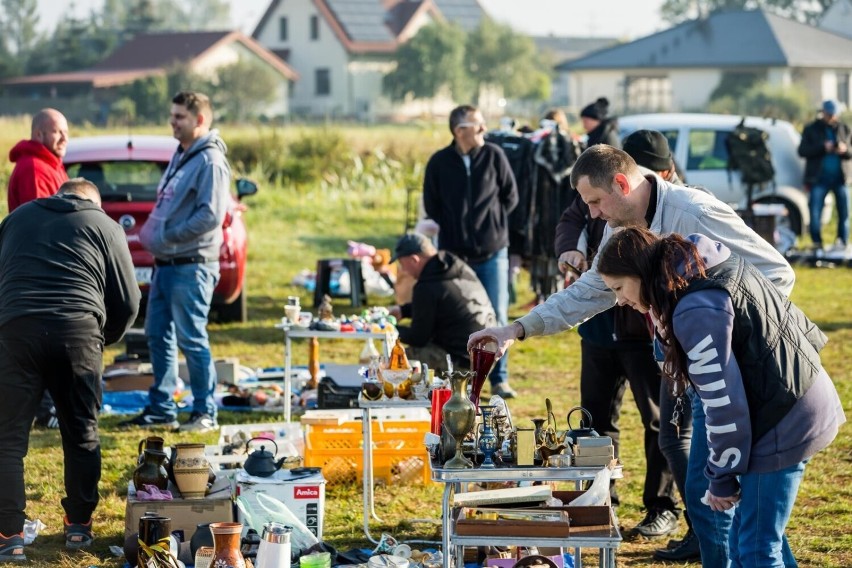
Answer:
[{"left": 318, "top": 294, "right": 334, "bottom": 321}]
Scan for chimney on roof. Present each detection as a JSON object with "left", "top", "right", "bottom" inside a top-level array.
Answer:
[{"left": 382, "top": 0, "right": 402, "bottom": 9}]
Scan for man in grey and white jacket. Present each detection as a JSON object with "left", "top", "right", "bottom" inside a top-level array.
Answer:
[
  {"left": 469, "top": 144, "right": 795, "bottom": 566},
  {"left": 122, "top": 91, "right": 231, "bottom": 433}
]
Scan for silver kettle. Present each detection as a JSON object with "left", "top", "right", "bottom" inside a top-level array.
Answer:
[{"left": 255, "top": 522, "right": 293, "bottom": 568}]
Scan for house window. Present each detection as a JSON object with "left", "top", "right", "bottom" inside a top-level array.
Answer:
[
  {"left": 622, "top": 75, "right": 672, "bottom": 113},
  {"left": 310, "top": 15, "right": 319, "bottom": 40},
  {"left": 279, "top": 17, "right": 288, "bottom": 41},
  {"left": 315, "top": 68, "right": 330, "bottom": 95},
  {"left": 838, "top": 73, "right": 850, "bottom": 107}
]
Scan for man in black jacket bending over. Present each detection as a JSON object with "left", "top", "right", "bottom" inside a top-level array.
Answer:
[
  {"left": 0, "top": 178, "right": 139, "bottom": 560},
  {"left": 389, "top": 233, "right": 496, "bottom": 373}
]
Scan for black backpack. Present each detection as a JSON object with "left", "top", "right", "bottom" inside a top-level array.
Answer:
[{"left": 725, "top": 119, "right": 775, "bottom": 186}]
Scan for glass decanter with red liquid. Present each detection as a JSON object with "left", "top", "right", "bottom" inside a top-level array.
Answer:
[{"left": 469, "top": 340, "right": 498, "bottom": 408}]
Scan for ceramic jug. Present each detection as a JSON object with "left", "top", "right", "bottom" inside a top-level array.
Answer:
[
  {"left": 210, "top": 522, "right": 246, "bottom": 568},
  {"left": 172, "top": 443, "right": 210, "bottom": 499},
  {"left": 137, "top": 436, "right": 166, "bottom": 465},
  {"left": 133, "top": 448, "right": 169, "bottom": 491}
]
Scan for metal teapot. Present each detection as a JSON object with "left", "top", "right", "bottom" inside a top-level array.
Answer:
[
  {"left": 564, "top": 406, "right": 599, "bottom": 446},
  {"left": 244, "top": 438, "right": 286, "bottom": 477}
]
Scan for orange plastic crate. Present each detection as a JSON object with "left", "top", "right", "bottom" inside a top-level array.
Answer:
[{"left": 304, "top": 420, "right": 430, "bottom": 485}]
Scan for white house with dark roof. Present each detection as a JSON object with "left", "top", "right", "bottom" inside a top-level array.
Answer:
[
  {"left": 2, "top": 30, "right": 299, "bottom": 120},
  {"left": 556, "top": 9, "right": 852, "bottom": 114},
  {"left": 252, "top": 0, "right": 485, "bottom": 118}
]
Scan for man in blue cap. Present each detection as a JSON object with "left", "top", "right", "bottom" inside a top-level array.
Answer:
[{"left": 798, "top": 100, "right": 852, "bottom": 254}]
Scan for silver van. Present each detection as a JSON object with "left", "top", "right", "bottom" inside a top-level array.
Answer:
[{"left": 619, "top": 113, "right": 827, "bottom": 241}]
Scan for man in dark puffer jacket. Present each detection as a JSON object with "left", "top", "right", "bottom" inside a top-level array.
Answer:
[{"left": 389, "top": 233, "right": 496, "bottom": 373}]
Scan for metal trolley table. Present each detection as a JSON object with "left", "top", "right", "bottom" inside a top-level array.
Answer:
[
  {"left": 274, "top": 323, "right": 393, "bottom": 422},
  {"left": 359, "top": 397, "right": 432, "bottom": 543},
  {"left": 430, "top": 462, "right": 623, "bottom": 568}
]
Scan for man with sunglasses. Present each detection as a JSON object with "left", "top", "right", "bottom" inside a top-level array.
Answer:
[{"left": 423, "top": 105, "right": 519, "bottom": 397}]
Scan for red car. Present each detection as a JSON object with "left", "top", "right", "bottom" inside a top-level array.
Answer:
[{"left": 64, "top": 135, "right": 257, "bottom": 323}]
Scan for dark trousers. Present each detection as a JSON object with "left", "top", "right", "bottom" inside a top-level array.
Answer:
[
  {"left": 579, "top": 340, "right": 677, "bottom": 512},
  {"left": 0, "top": 317, "right": 103, "bottom": 535},
  {"left": 659, "top": 379, "right": 693, "bottom": 526}
]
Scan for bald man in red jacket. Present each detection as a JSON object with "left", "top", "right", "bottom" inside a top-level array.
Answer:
[{"left": 7, "top": 108, "right": 69, "bottom": 212}]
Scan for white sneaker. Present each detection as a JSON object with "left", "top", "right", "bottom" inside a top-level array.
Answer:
[
  {"left": 831, "top": 239, "right": 847, "bottom": 253},
  {"left": 179, "top": 412, "right": 219, "bottom": 433}
]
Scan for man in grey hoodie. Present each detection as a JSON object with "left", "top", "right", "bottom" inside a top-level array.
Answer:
[{"left": 121, "top": 91, "right": 231, "bottom": 433}]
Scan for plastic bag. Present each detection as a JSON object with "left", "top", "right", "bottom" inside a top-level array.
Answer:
[
  {"left": 568, "top": 465, "right": 613, "bottom": 506},
  {"left": 236, "top": 493, "right": 319, "bottom": 555}
]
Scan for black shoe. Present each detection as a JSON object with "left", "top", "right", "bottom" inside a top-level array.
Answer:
[
  {"left": 654, "top": 528, "right": 701, "bottom": 561},
  {"left": 118, "top": 407, "right": 179, "bottom": 430},
  {"left": 33, "top": 406, "right": 60, "bottom": 429},
  {"left": 632, "top": 509, "right": 679, "bottom": 538}
]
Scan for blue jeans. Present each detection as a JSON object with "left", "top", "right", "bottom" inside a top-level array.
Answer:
[
  {"left": 686, "top": 390, "right": 733, "bottom": 565},
  {"left": 730, "top": 461, "right": 806, "bottom": 568},
  {"left": 145, "top": 262, "right": 220, "bottom": 419},
  {"left": 470, "top": 248, "right": 509, "bottom": 386},
  {"left": 808, "top": 183, "right": 849, "bottom": 245},
  {"left": 687, "top": 390, "right": 798, "bottom": 567}
]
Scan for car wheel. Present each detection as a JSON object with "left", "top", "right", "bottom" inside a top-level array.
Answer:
[
  {"left": 212, "top": 288, "right": 247, "bottom": 324},
  {"left": 755, "top": 196, "right": 802, "bottom": 253},
  {"left": 756, "top": 196, "right": 802, "bottom": 236}
]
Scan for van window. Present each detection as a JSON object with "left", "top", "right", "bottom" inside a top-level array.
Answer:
[
  {"left": 687, "top": 129, "right": 729, "bottom": 170},
  {"left": 661, "top": 130, "right": 678, "bottom": 153}
]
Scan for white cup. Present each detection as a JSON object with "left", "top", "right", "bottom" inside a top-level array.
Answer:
[{"left": 284, "top": 305, "right": 300, "bottom": 323}]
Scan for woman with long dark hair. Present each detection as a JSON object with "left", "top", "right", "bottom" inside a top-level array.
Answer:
[{"left": 596, "top": 226, "right": 845, "bottom": 567}]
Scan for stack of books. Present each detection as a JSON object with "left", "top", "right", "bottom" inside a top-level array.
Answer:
[{"left": 572, "top": 436, "right": 614, "bottom": 467}]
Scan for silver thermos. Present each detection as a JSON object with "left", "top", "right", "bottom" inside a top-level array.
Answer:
[{"left": 255, "top": 522, "right": 293, "bottom": 568}]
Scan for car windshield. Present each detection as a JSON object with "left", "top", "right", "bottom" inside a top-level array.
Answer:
[{"left": 65, "top": 161, "right": 166, "bottom": 202}]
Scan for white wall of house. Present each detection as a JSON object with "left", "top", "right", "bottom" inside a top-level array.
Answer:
[
  {"left": 767, "top": 67, "right": 793, "bottom": 87},
  {"left": 348, "top": 58, "right": 395, "bottom": 120},
  {"left": 254, "top": 0, "right": 349, "bottom": 116},
  {"left": 193, "top": 42, "right": 290, "bottom": 115},
  {"left": 669, "top": 69, "right": 721, "bottom": 111},
  {"left": 567, "top": 70, "right": 624, "bottom": 113},
  {"left": 821, "top": 69, "right": 839, "bottom": 106}
]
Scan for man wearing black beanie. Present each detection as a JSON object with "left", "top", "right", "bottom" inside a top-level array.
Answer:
[{"left": 580, "top": 97, "right": 620, "bottom": 147}]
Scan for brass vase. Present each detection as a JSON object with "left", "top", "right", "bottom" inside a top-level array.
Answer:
[{"left": 441, "top": 371, "right": 476, "bottom": 469}]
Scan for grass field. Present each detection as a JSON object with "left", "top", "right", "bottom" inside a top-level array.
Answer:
[{"left": 0, "top": 119, "right": 849, "bottom": 567}]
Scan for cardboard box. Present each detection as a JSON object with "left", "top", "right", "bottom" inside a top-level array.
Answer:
[
  {"left": 235, "top": 469, "right": 325, "bottom": 539},
  {"left": 549, "top": 490, "right": 614, "bottom": 532},
  {"left": 103, "top": 361, "right": 155, "bottom": 392},
  {"left": 180, "top": 357, "right": 240, "bottom": 385},
  {"left": 456, "top": 510, "right": 570, "bottom": 538},
  {"left": 124, "top": 476, "right": 234, "bottom": 540},
  {"left": 485, "top": 555, "right": 564, "bottom": 568},
  {"left": 454, "top": 489, "right": 612, "bottom": 539}
]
